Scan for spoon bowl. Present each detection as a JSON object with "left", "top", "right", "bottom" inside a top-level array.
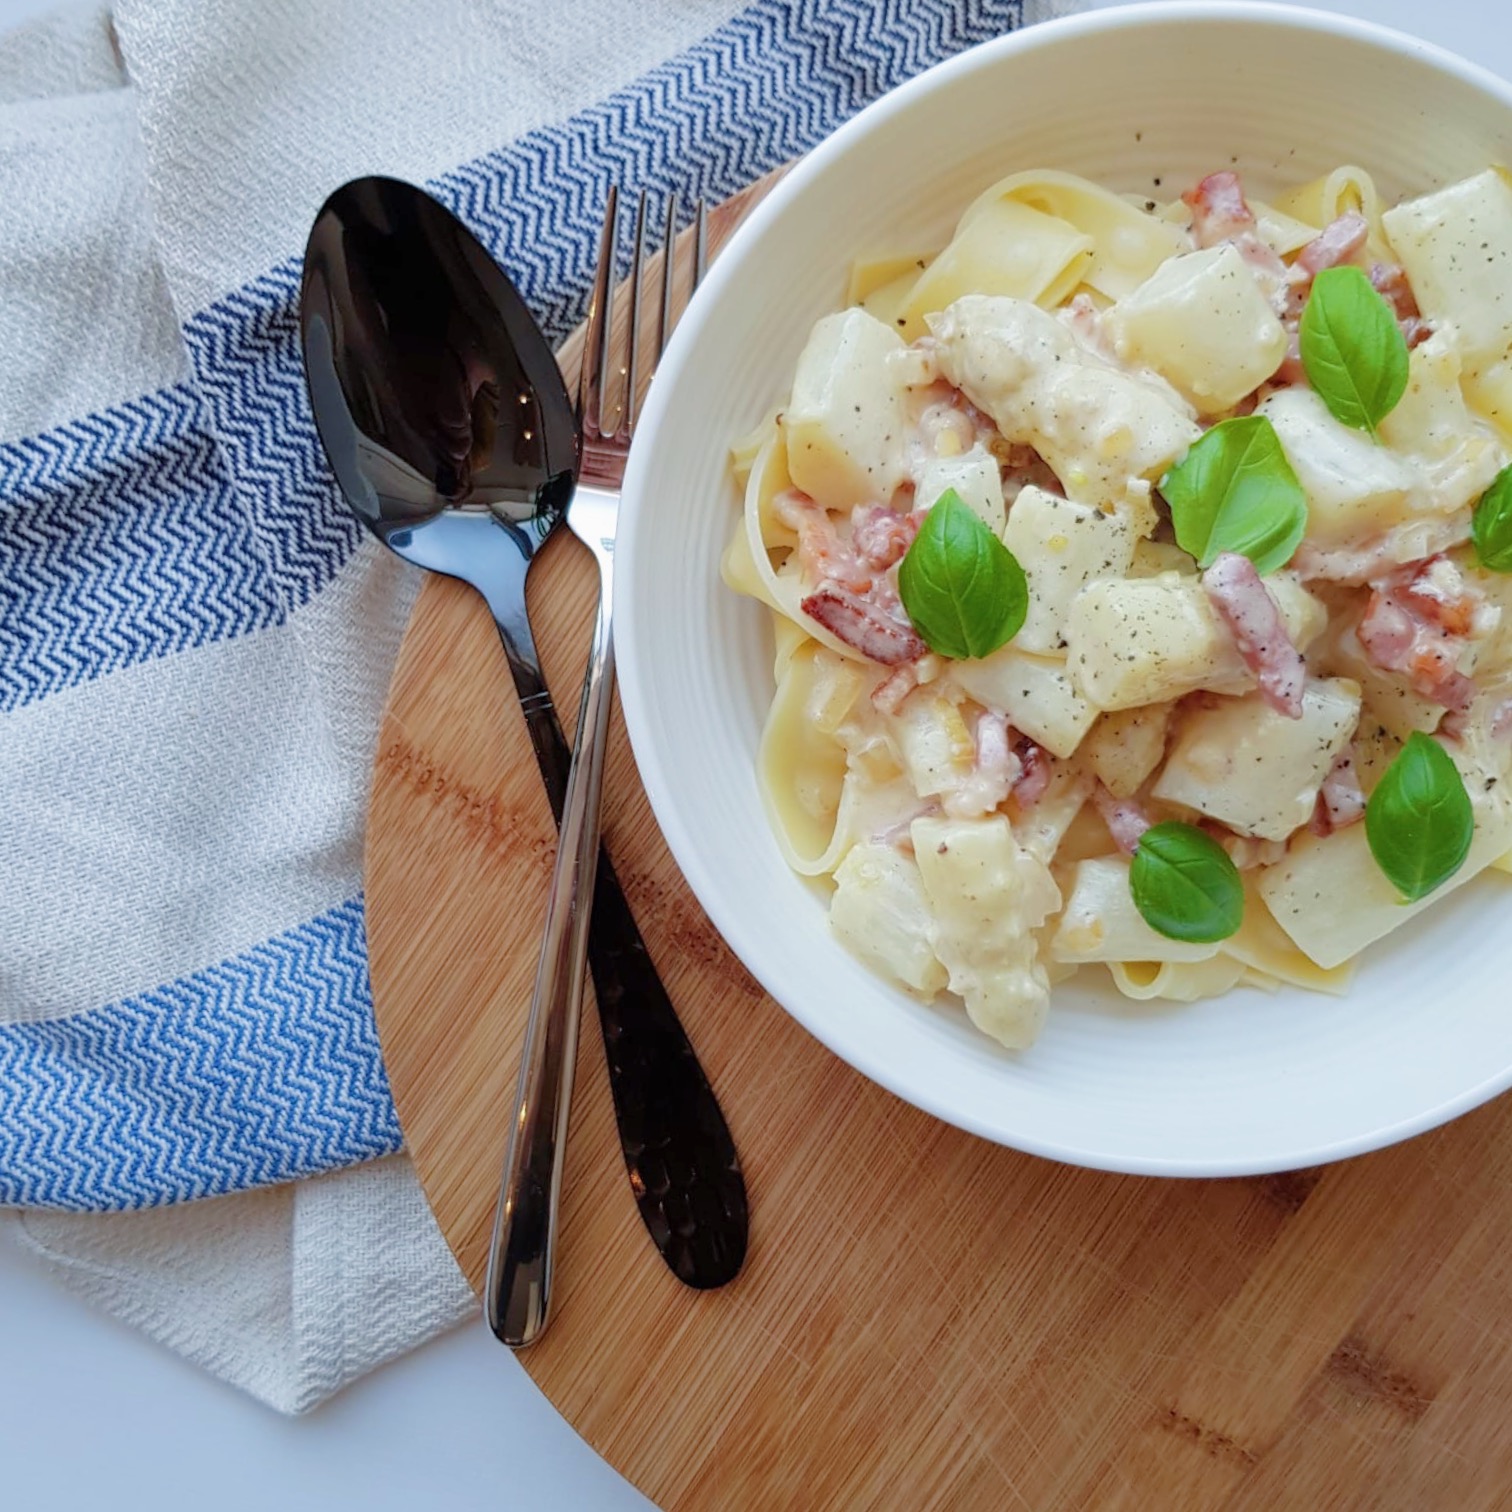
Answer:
[
  {"left": 302, "top": 175, "right": 577, "bottom": 534},
  {"left": 301, "top": 176, "right": 576, "bottom": 651}
]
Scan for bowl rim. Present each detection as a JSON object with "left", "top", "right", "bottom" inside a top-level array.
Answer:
[{"left": 617, "top": 0, "right": 1512, "bottom": 1176}]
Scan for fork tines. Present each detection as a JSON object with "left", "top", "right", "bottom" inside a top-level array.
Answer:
[{"left": 577, "top": 188, "right": 708, "bottom": 453}]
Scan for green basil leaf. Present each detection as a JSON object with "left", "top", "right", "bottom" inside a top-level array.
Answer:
[
  {"left": 898, "top": 488, "right": 1027, "bottom": 660},
  {"left": 1364, "top": 731, "right": 1474, "bottom": 902},
  {"left": 1129, "top": 822, "right": 1244, "bottom": 944},
  {"left": 1158, "top": 415, "right": 1308, "bottom": 575},
  {"left": 1472, "top": 464, "right": 1512, "bottom": 573},
  {"left": 1299, "top": 265, "right": 1410, "bottom": 437}
]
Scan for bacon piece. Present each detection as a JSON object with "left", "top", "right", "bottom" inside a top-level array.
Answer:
[
  {"left": 1280, "top": 213, "right": 1370, "bottom": 323},
  {"left": 800, "top": 584, "right": 925, "bottom": 667},
  {"left": 1358, "top": 555, "right": 1490, "bottom": 712},
  {"left": 1268, "top": 229, "right": 1429, "bottom": 389},
  {"left": 851, "top": 503, "right": 919, "bottom": 573},
  {"left": 1295, "top": 212, "right": 1369, "bottom": 277},
  {"left": 1201, "top": 552, "right": 1307, "bottom": 718},
  {"left": 1182, "top": 170, "right": 1288, "bottom": 289},
  {"left": 943, "top": 710, "right": 1023, "bottom": 819},
  {"left": 778, "top": 489, "right": 932, "bottom": 668},
  {"left": 871, "top": 664, "right": 916, "bottom": 715},
  {"left": 1441, "top": 695, "right": 1512, "bottom": 746},
  {"left": 1092, "top": 782, "right": 1151, "bottom": 857},
  {"left": 870, "top": 664, "right": 916, "bottom": 716},
  {"left": 772, "top": 489, "right": 872, "bottom": 593},
  {"left": 1183, "top": 171, "right": 1255, "bottom": 245},
  {"left": 961, "top": 710, "right": 1022, "bottom": 816},
  {"left": 1311, "top": 745, "right": 1367, "bottom": 836},
  {"left": 871, "top": 655, "right": 937, "bottom": 715},
  {"left": 1370, "top": 261, "right": 1421, "bottom": 321},
  {"left": 1398, "top": 554, "right": 1494, "bottom": 636},
  {"left": 1366, "top": 262, "right": 1433, "bottom": 348},
  {"left": 1010, "top": 735, "right": 1052, "bottom": 810}
]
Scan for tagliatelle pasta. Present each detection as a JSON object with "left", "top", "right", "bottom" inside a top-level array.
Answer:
[{"left": 722, "top": 164, "right": 1512, "bottom": 1050}]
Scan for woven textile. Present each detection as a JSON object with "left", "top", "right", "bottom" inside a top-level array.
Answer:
[{"left": 0, "top": 0, "right": 1075, "bottom": 1406}]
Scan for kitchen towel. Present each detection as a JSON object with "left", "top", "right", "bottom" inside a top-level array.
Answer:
[{"left": 0, "top": 0, "right": 1079, "bottom": 1411}]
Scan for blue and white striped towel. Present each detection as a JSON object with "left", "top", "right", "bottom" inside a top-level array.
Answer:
[{"left": 0, "top": 0, "right": 1074, "bottom": 1408}]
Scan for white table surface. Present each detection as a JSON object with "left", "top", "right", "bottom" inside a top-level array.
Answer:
[{"left": 2, "top": 1, "right": 1508, "bottom": 1509}]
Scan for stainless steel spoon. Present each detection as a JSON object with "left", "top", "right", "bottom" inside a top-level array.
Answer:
[{"left": 298, "top": 177, "right": 747, "bottom": 1310}]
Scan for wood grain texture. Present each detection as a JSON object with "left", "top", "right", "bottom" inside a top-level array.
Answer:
[{"left": 367, "top": 179, "right": 1512, "bottom": 1511}]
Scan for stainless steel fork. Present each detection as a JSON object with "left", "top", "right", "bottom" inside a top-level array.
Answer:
[{"left": 487, "top": 189, "right": 726, "bottom": 1349}]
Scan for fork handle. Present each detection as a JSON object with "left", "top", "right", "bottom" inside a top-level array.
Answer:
[
  {"left": 486, "top": 574, "right": 618, "bottom": 1347},
  {"left": 489, "top": 616, "right": 746, "bottom": 1303}
]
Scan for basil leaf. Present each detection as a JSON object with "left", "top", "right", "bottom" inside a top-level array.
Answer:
[
  {"left": 1129, "top": 822, "right": 1244, "bottom": 944},
  {"left": 1364, "top": 732, "right": 1474, "bottom": 902},
  {"left": 1299, "top": 265, "right": 1409, "bottom": 437},
  {"left": 1159, "top": 415, "right": 1307, "bottom": 575},
  {"left": 898, "top": 488, "right": 1027, "bottom": 660},
  {"left": 1472, "top": 464, "right": 1512, "bottom": 573}
]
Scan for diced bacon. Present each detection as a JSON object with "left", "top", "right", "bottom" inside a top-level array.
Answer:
[
  {"left": 1365, "top": 262, "right": 1433, "bottom": 349},
  {"left": 1361, "top": 593, "right": 1416, "bottom": 663},
  {"left": 851, "top": 503, "right": 920, "bottom": 573},
  {"left": 871, "top": 655, "right": 937, "bottom": 715},
  {"left": 1370, "top": 262, "right": 1421, "bottom": 322},
  {"left": 1201, "top": 552, "right": 1307, "bottom": 718},
  {"left": 943, "top": 710, "right": 1023, "bottom": 818},
  {"left": 1311, "top": 745, "right": 1367, "bottom": 835},
  {"left": 967, "top": 710, "right": 1016, "bottom": 816},
  {"left": 772, "top": 489, "right": 872, "bottom": 593},
  {"left": 1092, "top": 782, "right": 1151, "bottom": 857},
  {"left": 1397, "top": 554, "right": 1495, "bottom": 636},
  {"left": 1403, "top": 317, "right": 1433, "bottom": 350},
  {"left": 800, "top": 583, "right": 925, "bottom": 667},
  {"left": 1183, "top": 171, "right": 1255, "bottom": 245},
  {"left": 1280, "top": 213, "right": 1370, "bottom": 322},
  {"left": 870, "top": 664, "right": 915, "bottom": 716},
  {"left": 1295, "top": 213, "right": 1370, "bottom": 277},
  {"left": 1010, "top": 736, "right": 1052, "bottom": 810},
  {"left": 1270, "top": 230, "right": 1429, "bottom": 388},
  {"left": 1182, "top": 170, "right": 1288, "bottom": 292},
  {"left": 1358, "top": 556, "right": 1492, "bottom": 712},
  {"left": 978, "top": 711, "right": 1014, "bottom": 776},
  {"left": 1441, "top": 695, "right": 1512, "bottom": 746},
  {"left": 777, "top": 489, "right": 934, "bottom": 669}
]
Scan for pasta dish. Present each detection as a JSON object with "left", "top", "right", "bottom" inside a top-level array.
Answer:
[{"left": 722, "top": 164, "right": 1512, "bottom": 1050}]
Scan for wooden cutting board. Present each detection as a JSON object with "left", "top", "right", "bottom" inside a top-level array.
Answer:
[{"left": 366, "top": 182, "right": 1512, "bottom": 1511}]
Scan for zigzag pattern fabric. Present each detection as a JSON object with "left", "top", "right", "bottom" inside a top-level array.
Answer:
[{"left": 0, "top": 0, "right": 1030, "bottom": 1211}]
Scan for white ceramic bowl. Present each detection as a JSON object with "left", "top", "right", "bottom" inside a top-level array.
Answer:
[{"left": 617, "top": 1, "right": 1512, "bottom": 1176}]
